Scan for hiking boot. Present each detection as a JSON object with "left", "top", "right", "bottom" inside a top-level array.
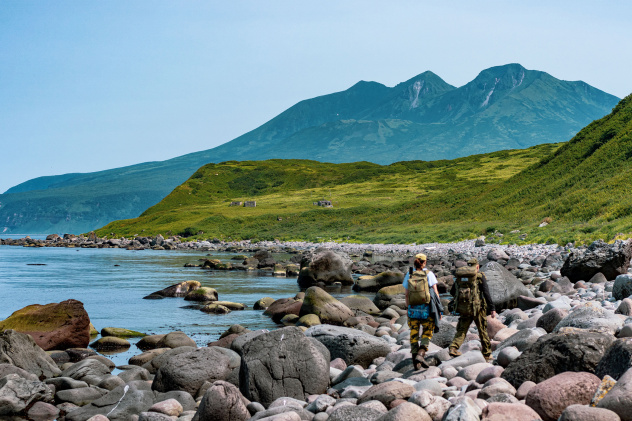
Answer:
[
  {"left": 418, "top": 349, "right": 430, "bottom": 369},
  {"left": 448, "top": 348, "right": 461, "bottom": 357},
  {"left": 484, "top": 355, "right": 493, "bottom": 363}
]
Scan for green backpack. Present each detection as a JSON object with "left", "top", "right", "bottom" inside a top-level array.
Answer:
[
  {"left": 408, "top": 270, "right": 431, "bottom": 306},
  {"left": 454, "top": 266, "right": 482, "bottom": 316}
]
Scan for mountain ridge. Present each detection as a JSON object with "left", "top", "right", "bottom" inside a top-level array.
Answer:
[{"left": 0, "top": 63, "right": 621, "bottom": 234}]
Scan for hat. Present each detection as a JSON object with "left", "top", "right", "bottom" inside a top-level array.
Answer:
[
  {"left": 415, "top": 253, "right": 427, "bottom": 261},
  {"left": 467, "top": 258, "right": 479, "bottom": 266}
]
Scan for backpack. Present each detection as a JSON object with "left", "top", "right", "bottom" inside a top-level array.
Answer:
[
  {"left": 408, "top": 269, "right": 431, "bottom": 306},
  {"left": 454, "top": 266, "right": 482, "bottom": 316}
]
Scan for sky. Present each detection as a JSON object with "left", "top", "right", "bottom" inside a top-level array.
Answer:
[{"left": 1, "top": 1, "right": 631, "bottom": 194}]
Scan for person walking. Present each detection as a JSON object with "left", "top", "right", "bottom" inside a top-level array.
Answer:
[
  {"left": 404, "top": 253, "right": 442, "bottom": 370},
  {"left": 448, "top": 257, "right": 497, "bottom": 362}
]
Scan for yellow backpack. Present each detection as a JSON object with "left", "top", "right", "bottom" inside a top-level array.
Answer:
[{"left": 408, "top": 270, "right": 431, "bottom": 306}]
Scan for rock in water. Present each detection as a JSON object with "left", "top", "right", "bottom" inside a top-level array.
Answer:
[
  {"left": 0, "top": 299, "right": 90, "bottom": 350},
  {"left": 299, "top": 286, "right": 354, "bottom": 325},
  {"left": 501, "top": 330, "right": 615, "bottom": 388},
  {"left": 238, "top": 327, "right": 329, "bottom": 407},
  {"left": 304, "top": 324, "right": 391, "bottom": 368},
  {"left": 560, "top": 239, "right": 632, "bottom": 283},
  {"left": 145, "top": 280, "right": 201, "bottom": 298},
  {"left": 0, "top": 330, "right": 61, "bottom": 379},
  {"left": 297, "top": 249, "right": 353, "bottom": 287},
  {"left": 480, "top": 262, "right": 534, "bottom": 309}
]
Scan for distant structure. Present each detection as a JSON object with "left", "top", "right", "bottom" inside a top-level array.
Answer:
[
  {"left": 229, "top": 201, "right": 243, "bottom": 207},
  {"left": 244, "top": 201, "right": 257, "bottom": 207},
  {"left": 314, "top": 200, "right": 333, "bottom": 208}
]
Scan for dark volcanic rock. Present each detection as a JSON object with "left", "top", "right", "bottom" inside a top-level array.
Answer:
[
  {"left": 501, "top": 330, "right": 616, "bottom": 388},
  {"left": 561, "top": 239, "right": 632, "bottom": 283},
  {"left": 0, "top": 299, "right": 90, "bottom": 351},
  {"left": 480, "top": 261, "right": 534, "bottom": 309}
]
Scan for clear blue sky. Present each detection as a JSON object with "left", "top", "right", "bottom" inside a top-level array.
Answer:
[{"left": 1, "top": 1, "right": 631, "bottom": 193}]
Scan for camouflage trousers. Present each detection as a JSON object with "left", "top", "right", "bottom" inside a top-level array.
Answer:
[
  {"left": 408, "top": 317, "right": 435, "bottom": 356},
  {"left": 449, "top": 311, "right": 491, "bottom": 357}
]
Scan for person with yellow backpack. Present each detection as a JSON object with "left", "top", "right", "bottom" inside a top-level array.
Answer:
[
  {"left": 448, "top": 258, "right": 497, "bottom": 362},
  {"left": 404, "top": 253, "right": 443, "bottom": 370}
]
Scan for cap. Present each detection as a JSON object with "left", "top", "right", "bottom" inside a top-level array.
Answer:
[
  {"left": 415, "top": 253, "right": 427, "bottom": 261},
  {"left": 467, "top": 258, "right": 479, "bottom": 266}
]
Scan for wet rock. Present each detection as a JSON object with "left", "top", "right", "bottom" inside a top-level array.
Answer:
[
  {"left": 184, "top": 287, "right": 218, "bottom": 302},
  {"left": 100, "top": 327, "right": 146, "bottom": 338},
  {"left": 136, "top": 334, "right": 166, "bottom": 351},
  {"left": 263, "top": 298, "right": 303, "bottom": 323},
  {"left": 253, "top": 297, "right": 276, "bottom": 310},
  {"left": 239, "top": 327, "right": 329, "bottom": 407},
  {"left": 561, "top": 240, "right": 632, "bottom": 283},
  {"left": 0, "top": 299, "right": 91, "bottom": 351},
  {"left": 525, "top": 371, "right": 601, "bottom": 421},
  {"left": 90, "top": 337, "right": 131, "bottom": 351},
  {"left": 157, "top": 331, "right": 197, "bottom": 349},
  {"left": 305, "top": 324, "right": 391, "bottom": 368},
  {"left": 146, "top": 280, "right": 201, "bottom": 298}
]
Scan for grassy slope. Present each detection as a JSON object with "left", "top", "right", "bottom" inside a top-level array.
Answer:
[{"left": 97, "top": 94, "right": 632, "bottom": 245}]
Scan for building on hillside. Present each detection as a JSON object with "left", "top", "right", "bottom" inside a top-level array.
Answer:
[
  {"left": 314, "top": 200, "right": 333, "bottom": 208},
  {"left": 244, "top": 201, "right": 257, "bottom": 207},
  {"left": 229, "top": 201, "right": 243, "bottom": 207}
]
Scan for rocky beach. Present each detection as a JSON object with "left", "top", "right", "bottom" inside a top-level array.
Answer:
[{"left": 1, "top": 235, "right": 632, "bottom": 421}]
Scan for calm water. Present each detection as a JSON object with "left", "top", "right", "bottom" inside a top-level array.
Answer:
[{"left": 0, "top": 243, "right": 363, "bottom": 366}]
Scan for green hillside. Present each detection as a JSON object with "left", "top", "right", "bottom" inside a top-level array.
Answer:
[
  {"left": 2, "top": 64, "right": 619, "bottom": 234},
  {"left": 97, "top": 94, "right": 632, "bottom": 244}
]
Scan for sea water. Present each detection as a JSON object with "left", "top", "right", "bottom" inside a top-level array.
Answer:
[{"left": 0, "top": 243, "right": 367, "bottom": 366}]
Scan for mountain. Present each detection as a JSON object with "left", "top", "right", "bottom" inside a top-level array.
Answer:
[
  {"left": 96, "top": 93, "right": 632, "bottom": 245},
  {"left": 0, "top": 64, "right": 620, "bottom": 234}
]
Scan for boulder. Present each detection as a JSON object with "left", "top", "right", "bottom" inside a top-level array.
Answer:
[
  {"left": 0, "top": 374, "right": 53, "bottom": 416},
  {"left": 357, "top": 381, "right": 415, "bottom": 406},
  {"left": 339, "top": 295, "right": 381, "bottom": 315},
  {"left": 559, "top": 404, "right": 621, "bottom": 421},
  {"left": 0, "top": 330, "right": 61, "bottom": 379},
  {"left": 152, "top": 347, "right": 234, "bottom": 396},
  {"left": 375, "top": 401, "right": 431, "bottom": 420},
  {"left": 442, "top": 396, "right": 482, "bottom": 421},
  {"left": 596, "top": 367, "right": 632, "bottom": 420},
  {"left": 525, "top": 371, "right": 601, "bottom": 421},
  {"left": 89, "top": 337, "right": 131, "bottom": 351},
  {"left": 615, "top": 298, "right": 632, "bottom": 316},
  {"left": 481, "top": 402, "right": 541, "bottom": 421},
  {"left": 145, "top": 280, "right": 201, "bottom": 298},
  {"left": 184, "top": 287, "right": 218, "bottom": 302},
  {"left": 613, "top": 274, "right": 632, "bottom": 301},
  {"left": 0, "top": 299, "right": 90, "bottom": 350},
  {"left": 480, "top": 262, "right": 534, "bottom": 310},
  {"left": 328, "top": 405, "right": 383, "bottom": 421},
  {"left": 192, "top": 381, "right": 248, "bottom": 421},
  {"left": 595, "top": 338, "right": 632, "bottom": 380},
  {"left": 501, "top": 330, "right": 616, "bottom": 388},
  {"left": 65, "top": 381, "right": 155, "bottom": 421},
  {"left": 561, "top": 240, "right": 632, "bottom": 283},
  {"left": 137, "top": 334, "right": 167, "bottom": 351},
  {"left": 297, "top": 250, "right": 353, "bottom": 287},
  {"left": 373, "top": 285, "right": 406, "bottom": 310},
  {"left": 61, "top": 359, "right": 112, "bottom": 386},
  {"left": 552, "top": 302, "right": 623, "bottom": 334},
  {"left": 140, "top": 347, "right": 196, "bottom": 374},
  {"left": 493, "top": 328, "right": 546, "bottom": 357},
  {"left": 100, "top": 327, "right": 146, "bottom": 338},
  {"left": 305, "top": 325, "right": 391, "bottom": 368},
  {"left": 352, "top": 271, "right": 405, "bottom": 292},
  {"left": 299, "top": 287, "right": 355, "bottom": 325},
  {"left": 430, "top": 319, "right": 457, "bottom": 348},
  {"left": 27, "top": 401, "right": 60, "bottom": 421},
  {"left": 263, "top": 298, "right": 303, "bottom": 323},
  {"left": 536, "top": 308, "right": 568, "bottom": 333},
  {"left": 253, "top": 297, "right": 276, "bottom": 310},
  {"left": 0, "top": 364, "right": 38, "bottom": 382},
  {"left": 156, "top": 331, "right": 197, "bottom": 349},
  {"left": 487, "top": 248, "right": 510, "bottom": 261},
  {"left": 238, "top": 327, "right": 329, "bottom": 407}
]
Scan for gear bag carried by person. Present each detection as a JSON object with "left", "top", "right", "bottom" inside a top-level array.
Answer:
[
  {"left": 453, "top": 266, "right": 482, "bottom": 316},
  {"left": 408, "top": 269, "right": 431, "bottom": 306}
]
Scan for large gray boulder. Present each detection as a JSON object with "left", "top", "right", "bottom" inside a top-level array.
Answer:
[
  {"left": 552, "top": 302, "right": 623, "bottom": 334},
  {"left": 501, "top": 330, "right": 616, "bottom": 388},
  {"left": 561, "top": 239, "right": 632, "bottom": 283},
  {"left": 0, "top": 330, "right": 61, "bottom": 380},
  {"left": 152, "top": 347, "right": 235, "bottom": 396},
  {"left": 61, "top": 359, "right": 113, "bottom": 386},
  {"left": 297, "top": 249, "right": 353, "bottom": 287},
  {"left": 305, "top": 325, "right": 391, "bottom": 368},
  {"left": 0, "top": 374, "right": 53, "bottom": 416},
  {"left": 480, "top": 262, "right": 534, "bottom": 309},
  {"left": 238, "top": 327, "right": 329, "bottom": 407},
  {"left": 65, "top": 380, "right": 155, "bottom": 421},
  {"left": 493, "top": 328, "right": 547, "bottom": 358},
  {"left": 352, "top": 271, "right": 405, "bottom": 292}
]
